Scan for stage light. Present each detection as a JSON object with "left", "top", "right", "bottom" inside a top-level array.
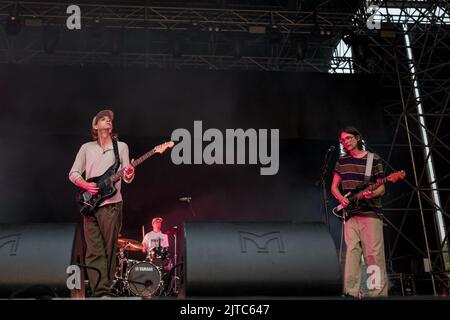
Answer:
[
  {"left": 43, "top": 25, "right": 60, "bottom": 54},
  {"left": 233, "top": 39, "right": 242, "bottom": 59},
  {"left": 170, "top": 36, "right": 182, "bottom": 58},
  {"left": 293, "top": 37, "right": 307, "bottom": 60},
  {"left": 267, "top": 25, "right": 281, "bottom": 44},
  {"left": 5, "top": 7, "right": 21, "bottom": 36},
  {"left": 380, "top": 23, "right": 398, "bottom": 38},
  {"left": 319, "top": 28, "right": 332, "bottom": 37},
  {"left": 172, "top": 41, "right": 181, "bottom": 58},
  {"left": 91, "top": 17, "right": 103, "bottom": 38},
  {"left": 109, "top": 29, "right": 124, "bottom": 56},
  {"left": 342, "top": 32, "right": 366, "bottom": 62},
  {"left": 248, "top": 26, "right": 266, "bottom": 34},
  {"left": 208, "top": 25, "right": 220, "bottom": 32},
  {"left": 342, "top": 32, "right": 354, "bottom": 46}
]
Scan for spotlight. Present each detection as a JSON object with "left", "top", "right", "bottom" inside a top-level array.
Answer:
[
  {"left": 267, "top": 25, "right": 281, "bottom": 44},
  {"left": 90, "top": 17, "right": 103, "bottom": 39},
  {"left": 208, "top": 25, "right": 220, "bottom": 32},
  {"left": 109, "top": 29, "right": 124, "bottom": 56},
  {"left": 233, "top": 39, "right": 242, "bottom": 59},
  {"left": 172, "top": 40, "right": 181, "bottom": 58},
  {"left": 343, "top": 32, "right": 354, "bottom": 46},
  {"left": 295, "top": 38, "right": 307, "bottom": 60},
  {"left": 170, "top": 34, "right": 183, "bottom": 58},
  {"left": 5, "top": 7, "right": 21, "bottom": 36},
  {"left": 190, "top": 20, "right": 201, "bottom": 31},
  {"left": 343, "top": 32, "right": 367, "bottom": 61},
  {"left": 319, "top": 28, "right": 332, "bottom": 36},
  {"left": 43, "top": 25, "right": 60, "bottom": 54}
]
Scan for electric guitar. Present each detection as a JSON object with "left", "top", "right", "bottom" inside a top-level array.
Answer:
[
  {"left": 77, "top": 141, "right": 174, "bottom": 216},
  {"left": 332, "top": 171, "right": 406, "bottom": 221}
]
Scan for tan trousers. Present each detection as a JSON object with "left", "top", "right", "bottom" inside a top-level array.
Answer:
[{"left": 344, "top": 215, "right": 388, "bottom": 297}]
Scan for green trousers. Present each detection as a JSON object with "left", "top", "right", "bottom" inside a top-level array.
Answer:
[{"left": 83, "top": 202, "right": 123, "bottom": 297}]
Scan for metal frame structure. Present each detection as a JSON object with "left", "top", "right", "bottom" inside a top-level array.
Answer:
[
  {"left": 0, "top": 1, "right": 358, "bottom": 72},
  {"left": 351, "top": 0, "right": 449, "bottom": 295}
]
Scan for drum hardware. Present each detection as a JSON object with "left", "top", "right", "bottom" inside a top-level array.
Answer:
[
  {"left": 164, "top": 226, "right": 179, "bottom": 294},
  {"left": 112, "top": 224, "right": 182, "bottom": 298}
]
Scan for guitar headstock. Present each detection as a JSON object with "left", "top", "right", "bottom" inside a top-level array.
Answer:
[
  {"left": 154, "top": 141, "right": 175, "bottom": 154},
  {"left": 387, "top": 171, "right": 406, "bottom": 183}
]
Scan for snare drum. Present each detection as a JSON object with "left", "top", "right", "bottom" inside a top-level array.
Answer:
[{"left": 148, "top": 246, "right": 170, "bottom": 267}]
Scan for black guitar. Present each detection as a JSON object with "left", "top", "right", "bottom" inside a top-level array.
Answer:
[
  {"left": 332, "top": 171, "right": 406, "bottom": 221},
  {"left": 77, "top": 141, "right": 174, "bottom": 216}
]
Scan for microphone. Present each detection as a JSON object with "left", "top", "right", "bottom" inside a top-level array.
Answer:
[
  {"left": 328, "top": 145, "right": 336, "bottom": 152},
  {"left": 179, "top": 197, "right": 192, "bottom": 202}
]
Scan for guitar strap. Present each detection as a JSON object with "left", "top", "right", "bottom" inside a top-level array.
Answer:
[
  {"left": 364, "top": 152, "right": 374, "bottom": 183},
  {"left": 112, "top": 139, "right": 120, "bottom": 172}
]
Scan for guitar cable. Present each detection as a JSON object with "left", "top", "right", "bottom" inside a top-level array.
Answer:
[{"left": 338, "top": 220, "right": 345, "bottom": 296}]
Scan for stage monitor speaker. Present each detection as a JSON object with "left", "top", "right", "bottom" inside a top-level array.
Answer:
[
  {"left": 0, "top": 223, "right": 85, "bottom": 298},
  {"left": 184, "top": 221, "right": 341, "bottom": 296}
]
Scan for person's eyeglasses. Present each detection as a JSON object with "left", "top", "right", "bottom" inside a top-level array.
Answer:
[{"left": 340, "top": 136, "right": 355, "bottom": 143}]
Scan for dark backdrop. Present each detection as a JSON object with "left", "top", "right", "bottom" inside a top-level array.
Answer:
[{"left": 0, "top": 66, "right": 388, "bottom": 250}]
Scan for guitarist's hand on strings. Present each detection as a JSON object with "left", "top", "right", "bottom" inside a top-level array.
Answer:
[
  {"left": 76, "top": 179, "right": 99, "bottom": 195},
  {"left": 84, "top": 182, "right": 99, "bottom": 195}
]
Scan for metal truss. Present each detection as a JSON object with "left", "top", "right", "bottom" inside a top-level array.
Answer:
[
  {"left": 351, "top": 0, "right": 449, "bottom": 295},
  {"left": 0, "top": 0, "right": 359, "bottom": 71},
  {"left": 0, "top": 1, "right": 355, "bottom": 33}
]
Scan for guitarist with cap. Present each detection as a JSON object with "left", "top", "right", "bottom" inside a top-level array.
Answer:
[
  {"left": 69, "top": 109, "right": 135, "bottom": 297},
  {"left": 330, "top": 126, "right": 388, "bottom": 298}
]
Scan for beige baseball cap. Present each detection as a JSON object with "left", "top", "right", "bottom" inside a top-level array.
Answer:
[{"left": 92, "top": 109, "right": 114, "bottom": 128}]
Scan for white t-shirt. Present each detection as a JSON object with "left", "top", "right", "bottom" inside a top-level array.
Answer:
[{"left": 142, "top": 231, "right": 169, "bottom": 255}]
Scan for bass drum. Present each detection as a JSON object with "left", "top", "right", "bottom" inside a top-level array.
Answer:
[{"left": 127, "top": 261, "right": 161, "bottom": 298}]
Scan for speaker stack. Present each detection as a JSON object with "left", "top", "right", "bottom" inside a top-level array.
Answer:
[
  {"left": 0, "top": 223, "right": 85, "bottom": 298},
  {"left": 184, "top": 221, "right": 341, "bottom": 297}
]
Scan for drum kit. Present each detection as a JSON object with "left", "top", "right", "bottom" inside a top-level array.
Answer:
[{"left": 111, "top": 227, "right": 181, "bottom": 298}]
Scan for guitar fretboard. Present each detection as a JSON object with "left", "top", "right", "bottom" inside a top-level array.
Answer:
[
  {"left": 109, "top": 148, "right": 156, "bottom": 183},
  {"left": 353, "top": 177, "right": 388, "bottom": 201}
]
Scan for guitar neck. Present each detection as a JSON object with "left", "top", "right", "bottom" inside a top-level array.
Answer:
[
  {"left": 355, "top": 177, "right": 388, "bottom": 200},
  {"left": 110, "top": 148, "right": 156, "bottom": 183}
]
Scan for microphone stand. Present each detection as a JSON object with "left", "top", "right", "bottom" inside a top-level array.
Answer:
[
  {"left": 173, "top": 229, "right": 178, "bottom": 294},
  {"left": 320, "top": 147, "right": 335, "bottom": 232},
  {"left": 320, "top": 146, "right": 344, "bottom": 296},
  {"left": 185, "top": 198, "right": 197, "bottom": 218}
]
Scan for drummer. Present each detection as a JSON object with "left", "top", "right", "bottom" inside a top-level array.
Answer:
[{"left": 142, "top": 217, "right": 169, "bottom": 258}]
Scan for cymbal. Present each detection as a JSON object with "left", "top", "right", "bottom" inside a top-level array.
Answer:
[
  {"left": 164, "top": 227, "right": 178, "bottom": 235},
  {"left": 117, "top": 238, "right": 144, "bottom": 251}
]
